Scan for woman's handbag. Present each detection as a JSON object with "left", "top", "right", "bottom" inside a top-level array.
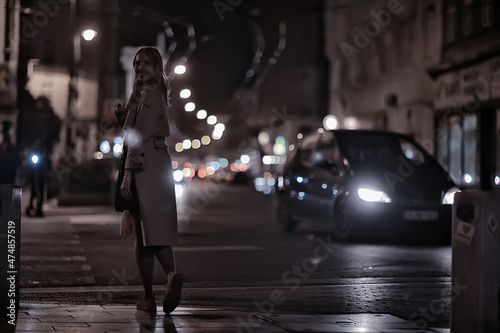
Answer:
[
  {"left": 114, "top": 140, "right": 140, "bottom": 213},
  {"left": 120, "top": 210, "right": 137, "bottom": 240}
]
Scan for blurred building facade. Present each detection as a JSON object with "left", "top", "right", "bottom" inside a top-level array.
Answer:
[
  {"left": 17, "top": 0, "right": 122, "bottom": 166},
  {"left": 0, "top": 0, "right": 20, "bottom": 144},
  {"left": 325, "top": 0, "right": 500, "bottom": 188}
]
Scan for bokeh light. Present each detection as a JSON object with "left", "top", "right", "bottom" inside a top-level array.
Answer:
[
  {"left": 192, "top": 139, "right": 201, "bottom": 149},
  {"left": 201, "top": 135, "right": 211, "bottom": 145},
  {"left": 207, "top": 115, "right": 217, "bottom": 125},
  {"left": 323, "top": 115, "right": 339, "bottom": 130},
  {"left": 182, "top": 139, "right": 192, "bottom": 149},
  {"left": 184, "top": 102, "right": 195, "bottom": 112},
  {"left": 174, "top": 65, "right": 186, "bottom": 74},
  {"left": 197, "top": 109, "right": 207, "bottom": 119},
  {"left": 180, "top": 89, "right": 191, "bottom": 98},
  {"left": 81, "top": 29, "right": 97, "bottom": 41}
]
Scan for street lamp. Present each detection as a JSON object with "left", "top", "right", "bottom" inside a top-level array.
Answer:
[{"left": 65, "top": 0, "right": 97, "bottom": 150}]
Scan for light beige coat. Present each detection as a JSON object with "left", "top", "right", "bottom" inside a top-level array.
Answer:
[{"left": 118, "top": 86, "right": 178, "bottom": 246}]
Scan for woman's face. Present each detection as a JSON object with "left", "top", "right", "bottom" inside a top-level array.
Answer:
[{"left": 134, "top": 52, "right": 154, "bottom": 83}]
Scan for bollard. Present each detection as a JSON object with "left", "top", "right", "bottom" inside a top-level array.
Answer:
[
  {"left": 0, "top": 185, "right": 22, "bottom": 330},
  {"left": 450, "top": 189, "right": 500, "bottom": 333}
]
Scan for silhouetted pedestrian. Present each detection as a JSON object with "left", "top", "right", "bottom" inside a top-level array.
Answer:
[
  {"left": 25, "top": 138, "right": 48, "bottom": 217},
  {"left": 0, "top": 121, "right": 17, "bottom": 184}
]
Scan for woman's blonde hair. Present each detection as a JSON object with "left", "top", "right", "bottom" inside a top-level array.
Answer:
[{"left": 133, "top": 46, "right": 171, "bottom": 106}]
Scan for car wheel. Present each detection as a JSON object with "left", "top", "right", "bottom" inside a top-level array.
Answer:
[
  {"left": 277, "top": 194, "right": 297, "bottom": 232},
  {"left": 333, "top": 198, "right": 354, "bottom": 240}
]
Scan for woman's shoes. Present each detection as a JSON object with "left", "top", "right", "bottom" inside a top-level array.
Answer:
[
  {"left": 136, "top": 296, "right": 157, "bottom": 313},
  {"left": 163, "top": 272, "right": 183, "bottom": 314}
]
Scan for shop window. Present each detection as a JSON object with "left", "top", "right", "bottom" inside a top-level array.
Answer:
[
  {"left": 463, "top": 114, "right": 478, "bottom": 185},
  {"left": 436, "top": 122, "right": 449, "bottom": 170},
  {"left": 449, "top": 116, "right": 463, "bottom": 184}
]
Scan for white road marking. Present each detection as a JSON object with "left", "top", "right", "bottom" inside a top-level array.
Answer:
[{"left": 173, "top": 245, "right": 262, "bottom": 252}]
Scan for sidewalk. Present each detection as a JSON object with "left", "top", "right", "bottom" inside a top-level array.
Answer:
[
  {"left": 4, "top": 280, "right": 451, "bottom": 333},
  {"left": 5, "top": 301, "right": 450, "bottom": 333},
  {"left": 6, "top": 191, "right": 452, "bottom": 332}
]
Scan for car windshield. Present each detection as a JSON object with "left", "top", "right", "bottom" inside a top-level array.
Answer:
[{"left": 335, "top": 131, "right": 426, "bottom": 170}]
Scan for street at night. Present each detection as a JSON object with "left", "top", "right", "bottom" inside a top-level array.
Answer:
[
  {"left": 2, "top": 0, "right": 500, "bottom": 332},
  {"left": 18, "top": 180, "right": 453, "bottom": 331}
]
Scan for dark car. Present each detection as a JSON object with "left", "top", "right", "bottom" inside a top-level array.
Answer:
[{"left": 276, "top": 130, "right": 458, "bottom": 241}]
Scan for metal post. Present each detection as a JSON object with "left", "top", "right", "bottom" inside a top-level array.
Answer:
[
  {"left": 450, "top": 189, "right": 500, "bottom": 332},
  {"left": 479, "top": 108, "right": 496, "bottom": 191},
  {"left": 0, "top": 185, "right": 22, "bottom": 330}
]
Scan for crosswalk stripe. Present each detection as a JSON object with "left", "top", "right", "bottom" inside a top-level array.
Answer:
[
  {"left": 21, "top": 255, "right": 88, "bottom": 262},
  {"left": 173, "top": 245, "right": 262, "bottom": 252},
  {"left": 21, "top": 220, "right": 96, "bottom": 287}
]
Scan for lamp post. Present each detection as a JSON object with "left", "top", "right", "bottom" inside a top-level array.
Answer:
[
  {"left": 65, "top": 0, "right": 77, "bottom": 149},
  {"left": 65, "top": 0, "right": 97, "bottom": 150}
]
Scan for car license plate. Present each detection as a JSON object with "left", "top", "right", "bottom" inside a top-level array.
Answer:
[{"left": 404, "top": 211, "right": 438, "bottom": 220}]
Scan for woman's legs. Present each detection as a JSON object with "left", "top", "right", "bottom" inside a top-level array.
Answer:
[
  {"left": 152, "top": 246, "right": 176, "bottom": 276},
  {"left": 153, "top": 246, "right": 183, "bottom": 314},
  {"left": 133, "top": 216, "right": 181, "bottom": 313},
  {"left": 134, "top": 217, "right": 155, "bottom": 300},
  {"left": 134, "top": 220, "right": 176, "bottom": 296}
]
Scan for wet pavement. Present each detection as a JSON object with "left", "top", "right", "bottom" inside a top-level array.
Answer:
[
  {"left": 3, "top": 188, "right": 454, "bottom": 332},
  {"left": 10, "top": 279, "right": 453, "bottom": 332},
  {"left": 6, "top": 301, "right": 450, "bottom": 332}
]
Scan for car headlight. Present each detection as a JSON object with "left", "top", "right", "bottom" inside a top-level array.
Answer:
[
  {"left": 357, "top": 187, "right": 391, "bottom": 203},
  {"left": 442, "top": 186, "right": 460, "bottom": 205}
]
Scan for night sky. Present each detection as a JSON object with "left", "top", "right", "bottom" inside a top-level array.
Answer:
[{"left": 117, "top": 0, "right": 258, "bottom": 116}]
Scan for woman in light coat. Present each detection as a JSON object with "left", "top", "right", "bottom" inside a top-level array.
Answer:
[{"left": 115, "top": 46, "right": 182, "bottom": 314}]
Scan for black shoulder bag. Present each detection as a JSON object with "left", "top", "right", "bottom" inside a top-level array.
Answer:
[{"left": 114, "top": 139, "right": 140, "bottom": 213}]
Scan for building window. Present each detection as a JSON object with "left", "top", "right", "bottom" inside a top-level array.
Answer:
[
  {"left": 482, "top": 0, "right": 493, "bottom": 28},
  {"left": 462, "top": 3, "right": 473, "bottom": 36},
  {"left": 425, "top": 6, "right": 437, "bottom": 59},
  {"left": 446, "top": 5, "right": 457, "bottom": 43},
  {"left": 370, "top": 43, "right": 381, "bottom": 77},
  {"left": 401, "top": 24, "right": 413, "bottom": 67},
  {"left": 383, "top": 32, "right": 397, "bottom": 73}
]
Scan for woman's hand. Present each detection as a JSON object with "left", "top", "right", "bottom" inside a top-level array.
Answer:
[
  {"left": 114, "top": 103, "right": 128, "bottom": 127},
  {"left": 120, "top": 170, "right": 134, "bottom": 200}
]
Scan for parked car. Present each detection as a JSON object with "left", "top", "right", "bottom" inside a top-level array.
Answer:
[{"left": 276, "top": 130, "right": 458, "bottom": 241}]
